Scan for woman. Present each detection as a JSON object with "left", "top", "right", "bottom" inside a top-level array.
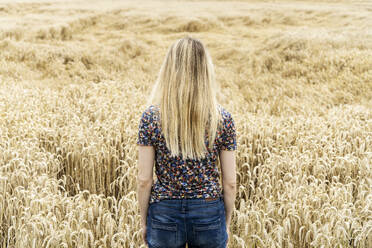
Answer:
[{"left": 136, "top": 36, "right": 237, "bottom": 248}]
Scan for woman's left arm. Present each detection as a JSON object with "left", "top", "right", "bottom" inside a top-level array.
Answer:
[{"left": 137, "top": 145, "right": 155, "bottom": 226}]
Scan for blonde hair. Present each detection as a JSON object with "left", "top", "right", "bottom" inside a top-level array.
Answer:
[{"left": 147, "top": 36, "right": 222, "bottom": 160}]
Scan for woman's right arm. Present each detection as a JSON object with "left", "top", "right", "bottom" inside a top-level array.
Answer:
[{"left": 220, "top": 150, "right": 237, "bottom": 230}]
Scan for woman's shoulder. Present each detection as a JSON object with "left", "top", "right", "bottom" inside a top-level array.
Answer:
[
  {"left": 141, "top": 104, "right": 160, "bottom": 122},
  {"left": 217, "top": 104, "right": 235, "bottom": 136},
  {"left": 217, "top": 104, "right": 234, "bottom": 121}
]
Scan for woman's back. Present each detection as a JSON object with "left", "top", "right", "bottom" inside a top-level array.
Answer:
[{"left": 137, "top": 103, "right": 237, "bottom": 204}]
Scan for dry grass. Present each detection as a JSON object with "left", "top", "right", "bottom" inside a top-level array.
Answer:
[{"left": 0, "top": 0, "right": 371, "bottom": 247}]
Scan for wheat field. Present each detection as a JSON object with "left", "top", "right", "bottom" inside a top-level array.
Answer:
[{"left": 0, "top": 0, "right": 371, "bottom": 247}]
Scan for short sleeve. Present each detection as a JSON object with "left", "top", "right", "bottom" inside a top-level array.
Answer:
[
  {"left": 220, "top": 112, "right": 237, "bottom": 151},
  {"left": 137, "top": 107, "right": 156, "bottom": 146}
]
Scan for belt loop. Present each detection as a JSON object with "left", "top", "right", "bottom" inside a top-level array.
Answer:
[{"left": 181, "top": 198, "right": 186, "bottom": 212}]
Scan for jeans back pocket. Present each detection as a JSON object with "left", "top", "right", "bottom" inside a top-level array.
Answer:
[
  {"left": 149, "top": 217, "right": 177, "bottom": 248},
  {"left": 193, "top": 217, "right": 223, "bottom": 247}
]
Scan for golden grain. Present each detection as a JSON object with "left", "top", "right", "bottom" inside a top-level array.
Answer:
[{"left": 0, "top": 0, "right": 371, "bottom": 247}]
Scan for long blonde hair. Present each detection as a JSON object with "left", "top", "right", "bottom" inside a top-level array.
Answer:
[{"left": 147, "top": 36, "right": 222, "bottom": 160}]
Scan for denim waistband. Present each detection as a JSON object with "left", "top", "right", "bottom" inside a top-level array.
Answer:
[{"left": 155, "top": 196, "right": 223, "bottom": 204}]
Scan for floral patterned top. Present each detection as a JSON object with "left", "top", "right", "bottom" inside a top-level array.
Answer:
[{"left": 137, "top": 104, "right": 237, "bottom": 204}]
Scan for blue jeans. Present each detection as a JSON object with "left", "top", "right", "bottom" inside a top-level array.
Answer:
[{"left": 146, "top": 196, "right": 228, "bottom": 248}]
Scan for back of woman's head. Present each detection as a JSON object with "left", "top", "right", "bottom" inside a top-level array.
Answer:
[{"left": 148, "top": 36, "right": 222, "bottom": 160}]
